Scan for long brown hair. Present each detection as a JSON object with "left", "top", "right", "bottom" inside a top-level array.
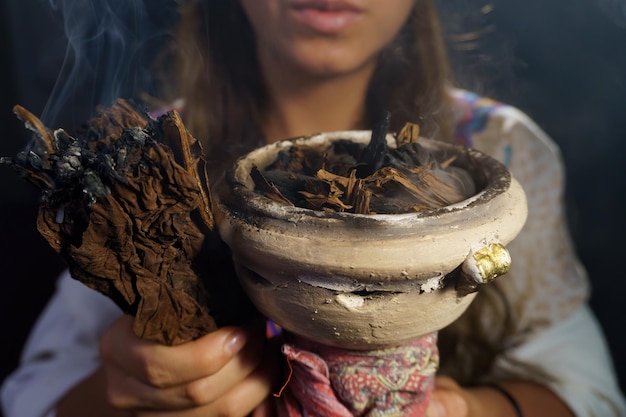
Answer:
[
  {"left": 168, "top": 0, "right": 525, "bottom": 384},
  {"left": 172, "top": 0, "right": 454, "bottom": 167}
]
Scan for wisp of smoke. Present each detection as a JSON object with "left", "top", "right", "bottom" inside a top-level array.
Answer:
[
  {"left": 596, "top": 0, "right": 626, "bottom": 27},
  {"left": 43, "top": 0, "right": 178, "bottom": 126}
]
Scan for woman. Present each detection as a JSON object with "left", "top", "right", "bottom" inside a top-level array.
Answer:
[{"left": 2, "top": 0, "right": 624, "bottom": 416}]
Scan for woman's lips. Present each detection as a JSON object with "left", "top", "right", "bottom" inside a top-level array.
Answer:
[{"left": 290, "top": 0, "right": 364, "bottom": 34}]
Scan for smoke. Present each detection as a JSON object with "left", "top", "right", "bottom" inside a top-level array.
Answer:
[
  {"left": 596, "top": 0, "right": 626, "bottom": 27},
  {"left": 42, "top": 0, "right": 178, "bottom": 126}
]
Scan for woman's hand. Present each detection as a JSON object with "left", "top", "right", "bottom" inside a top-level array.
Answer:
[
  {"left": 427, "top": 376, "right": 525, "bottom": 417},
  {"left": 426, "top": 376, "right": 471, "bottom": 417},
  {"left": 426, "top": 375, "right": 575, "bottom": 417},
  {"left": 97, "top": 315, "right": 278, "bottom": 417}
]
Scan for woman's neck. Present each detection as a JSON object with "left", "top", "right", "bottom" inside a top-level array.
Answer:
[{"left": 259, "top": 58, "right": 376, "bottom": 144}]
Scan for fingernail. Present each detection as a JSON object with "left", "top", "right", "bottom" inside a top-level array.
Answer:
[
  {"left": 224, "top": 330, "right": 248, "bottom": 356},
  {"left": 427, "top": 398, "right": 445, "bottom": 417}
]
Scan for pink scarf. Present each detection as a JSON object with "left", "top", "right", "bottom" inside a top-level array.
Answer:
[{"left": 275, "top": 334, "right": 438, "bottom": 417}]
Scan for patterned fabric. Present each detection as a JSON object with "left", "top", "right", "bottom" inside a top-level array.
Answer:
[
  {"left": 452, "top": 90, "right": 505, "bottom": 148},
  {"left": 267, "top": 320, "right": 283, "bottom": 338},
  {"left": 277, "top": 334, "right": 439, "bottom": 417}
]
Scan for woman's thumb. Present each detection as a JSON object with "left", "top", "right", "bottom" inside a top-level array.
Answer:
[{"left": 427, "top": 391, "right": 468, "bottom": 417}]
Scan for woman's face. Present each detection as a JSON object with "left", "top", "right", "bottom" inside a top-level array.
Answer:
[{"left": 240, "top": 0, "right": 416, "bottom": 77}]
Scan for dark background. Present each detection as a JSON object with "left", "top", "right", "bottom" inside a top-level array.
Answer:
[{"left": 1, "top": 0, "right": 625, "bottom": 412}]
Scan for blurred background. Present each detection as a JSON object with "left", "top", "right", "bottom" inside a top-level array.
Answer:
[{"left": 1, "top": 0, "right": 625, "bottom": 409}]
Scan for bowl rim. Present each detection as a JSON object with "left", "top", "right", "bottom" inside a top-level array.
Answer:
[{"left": 223, "top": 130, "right": 512, "bottom": 223}]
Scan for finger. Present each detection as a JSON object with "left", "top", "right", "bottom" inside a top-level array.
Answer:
[
  {"left": 101, "top": 317, "right": 250, "bottom": 386},
  {"left": 133, "top": 348, "right": 279, "bottom": 417},
  {"left": 210, "top": 363, "right": 277, "bottom": 417},
  {"left": 104, "top": 326, "right": 266, "bottom": 410},
  {"left": 100, "top": 316, "right": 261, "bottom": 387},
  {"left": 252, "top": 397, "right": 277, "bottom": 417},
  {"left": 199, "top": 336, "right": 282, "bottom": 417},
  {"left": 427, "top": 378, "right": 469, "bottom": 417},
  {"left": 427, "top": 392, "right": 468, "bottom": 417},
  {"left": 433, "top": 375, "right": 462, "bottom": 390}
]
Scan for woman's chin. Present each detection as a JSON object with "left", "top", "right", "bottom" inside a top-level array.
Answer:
[{"left": 289, "top": 51, "right": 376, "bottom": 79}]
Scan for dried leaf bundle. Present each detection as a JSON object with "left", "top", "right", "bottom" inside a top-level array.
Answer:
[
  {"left": 2, "top": 100, "right": 221, "bottom": 345},
  {"left": 253, "top": 120, "right": 476, "bottom": 214}
]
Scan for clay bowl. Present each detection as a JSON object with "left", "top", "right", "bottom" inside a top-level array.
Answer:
[{"left": 214, "top": 131, "right": 527, "bottom": 349}]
